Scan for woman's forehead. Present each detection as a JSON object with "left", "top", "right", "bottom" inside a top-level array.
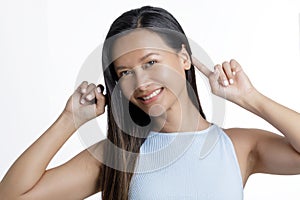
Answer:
[{"left": 111, "top": 29, "right": 173, "bottom": 62}]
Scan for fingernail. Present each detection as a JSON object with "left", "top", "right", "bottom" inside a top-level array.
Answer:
[
  {"left": 81, "top": 88, "right": 86, "bottom": 93},
  {"left": 86, "top": 94, "right": 93, "bottom": 100},
  {"left": 80, "top": 99, "right": 85, "bottom": 104},
  {"left": 97, "top": 87, "right": 101, "bottom": 93},
  {"left": 229, "top": 79, "right": 234, "bottom": 84},
  {"left": 224, "top": 80, "right": 229, "bottom": 86},
  {"left": 232, "top": 71, "right": 236, "bottom": 76}
]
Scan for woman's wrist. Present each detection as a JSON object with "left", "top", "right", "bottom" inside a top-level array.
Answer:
[
  {"left": 60, "top": 110, "right": 79, "bottom": 132},
  {"left": 238, "top": 88, "right": 266, "bottom": 116}
]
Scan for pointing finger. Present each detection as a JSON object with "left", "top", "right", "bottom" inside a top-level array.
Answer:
[{"left": 191, "top": 55, "right": 212, "bottom": 77}]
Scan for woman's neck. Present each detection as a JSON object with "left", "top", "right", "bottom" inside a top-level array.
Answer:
[{"left": 152, "top": 94, "right": 210, "bottom": 133}]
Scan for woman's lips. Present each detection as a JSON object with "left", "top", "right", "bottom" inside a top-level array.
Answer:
[{"left": 137, "top": 88, "right": 163, "bottom": 104}]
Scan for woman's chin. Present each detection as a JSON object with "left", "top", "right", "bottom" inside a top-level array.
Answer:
[{"left": 148, "top": 104, "right": 166, "bottom": 117}]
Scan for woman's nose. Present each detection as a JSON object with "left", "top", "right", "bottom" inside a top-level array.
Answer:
[{"left": 134, "top": 67, "right": 151, "bottom": 90}]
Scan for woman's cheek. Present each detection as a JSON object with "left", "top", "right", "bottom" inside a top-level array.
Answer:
[
  {"left": 153, "top": 64, "right": 186, "bottom": 92},
  {"left": 119, "top": 79, "right": 135, "bottom": 100}
]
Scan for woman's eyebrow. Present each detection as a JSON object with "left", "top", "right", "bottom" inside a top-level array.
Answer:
[
  {"left": 115, "top": 65, "right": 127, "bottom": 71},
  {"left": 139, "top": 52, "right": 160, "bottom": 62}
]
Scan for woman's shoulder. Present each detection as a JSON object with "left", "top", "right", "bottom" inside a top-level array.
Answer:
[
  {"left": 222, "top": 126, "right": 281, "bottom": 147},
  {"left": 223, "top": 127, "right": 259, "bottom": 147}
]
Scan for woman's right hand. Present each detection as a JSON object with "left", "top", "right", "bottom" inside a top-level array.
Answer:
[{"left": 63, "top": 81, "right": 106, "bottom": 128}]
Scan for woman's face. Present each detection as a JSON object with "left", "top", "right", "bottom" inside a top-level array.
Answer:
[{"left": 112, "top": 29, "right": 191, "bottom": 116}]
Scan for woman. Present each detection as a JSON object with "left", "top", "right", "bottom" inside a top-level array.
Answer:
[{"left": 1, "top": 5, "right": 300, "bottom": 200}]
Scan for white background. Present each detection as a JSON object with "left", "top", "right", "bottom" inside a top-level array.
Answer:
[{"left": 1, "top": 0, "right": 300, "bottom": 199}]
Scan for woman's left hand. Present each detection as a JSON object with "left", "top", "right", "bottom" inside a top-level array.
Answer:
[{"left": 192, "top": 56, "right": 256, "bottom": 105}]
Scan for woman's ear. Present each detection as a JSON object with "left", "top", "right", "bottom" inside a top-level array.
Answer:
[{"left": 179, "top": 44, "right": 191, "bottom": 70}]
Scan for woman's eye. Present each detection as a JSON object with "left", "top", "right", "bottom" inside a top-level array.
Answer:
[
  {"left": 144, "top": 60, "right": 157, "bottom": 68},
  {"left": 119, "top": 70, "right": 133, "bottom": 77}
]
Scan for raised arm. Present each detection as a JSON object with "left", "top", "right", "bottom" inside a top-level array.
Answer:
[
  {"left": 192, "top": 57, "right": 300, "bottom": 176},
  {"left": 0, "top": 81, "right": 106, "bottom": 200},
  {"left": 238, "top": 88, "right": 300, "bottom": 153}
]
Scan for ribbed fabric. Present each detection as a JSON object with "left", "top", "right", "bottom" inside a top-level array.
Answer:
[{"left": 128, "top": 124, "right": 243, "bottom": 200}]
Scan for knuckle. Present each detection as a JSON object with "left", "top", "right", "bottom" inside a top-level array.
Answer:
[
  {"left": 214, "top": 64, "right": 221, "bottom": 70},
  {"left": 87, "top": 84, "right": 96, "bottom": 92},
  {"left": 222, "top": 61, "right": 229, "bottom": 66},
  {"left": 79, "top": 82, "right": 89, "bottom": 92},
  {"left": 230, "top": 59, "right": 238, "bottom": 68},
  {"left": 81, "top": 81, "right": 88, "bottom": 86},
  {"left": 89, "top": 83, "right": 96, "bottom": 88},
  {"left": 230, "top": 59, "right": 236, "bottom": 64}
]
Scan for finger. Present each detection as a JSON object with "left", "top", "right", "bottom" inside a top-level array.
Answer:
[
  {"left": 77, "top": 81, "right": 89, "bottom": 94},
  {"left": 230, "top": 59, "right": 242, "bottom": 75},
  {"left": 210, "top": 67, "right": 220, "bottom": 92},
  {"left": 97, "top": 84, "right": 108, "bottom": 105},
  {"left": 191, "top": 55, "right": 212, "bottom": 77},
  {"left": 222, "top": 61, "right": 234, "bottom": 85},
  {"left": 81, "top": 83, "right": 96, "bottom": 104},
  {"left": 215, "top": 64, "right": 229, "bottom": 87},
  {"left": 98, "top": 84, "right": 105, "bottom": 93},
  {"left": 95, "top": 85, "right": 106, "bottom": 113}
]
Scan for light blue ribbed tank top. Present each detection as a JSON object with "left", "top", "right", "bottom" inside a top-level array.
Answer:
[{"left": 128, "top": 124, "right": 243, "bottom": 200}]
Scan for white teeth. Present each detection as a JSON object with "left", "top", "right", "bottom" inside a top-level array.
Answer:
[{"left": 142, "top": 89, "right": 161, "bottom": 101}]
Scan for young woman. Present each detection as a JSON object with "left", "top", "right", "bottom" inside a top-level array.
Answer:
[{"left": 1, "top": 6, "right": 300, "bottom": 200}]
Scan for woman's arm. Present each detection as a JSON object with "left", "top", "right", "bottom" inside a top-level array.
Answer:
[
  {"left": 192, "top": 56, "right": 300, "bottom": 152},
  {"left": 239, "top": 89, "right": 300, "bottom": 153},
  {"left": 0, "top": 113, "right": 75, "bottom": 198},
  {"left": 0, "top": 81, "right": 106, "bottom": 199},
  {"left": 192, "top": 57, "right": 300, "bottom": 175}
]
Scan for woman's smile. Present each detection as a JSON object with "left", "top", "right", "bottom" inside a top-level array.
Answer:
[{"left": 137, "top": 87, "right": 164, "bottom": 105}]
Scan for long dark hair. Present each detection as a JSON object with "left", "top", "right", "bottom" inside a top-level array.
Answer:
[{"left": 99, "top": 6, "right": 206, "bottom": 200}]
